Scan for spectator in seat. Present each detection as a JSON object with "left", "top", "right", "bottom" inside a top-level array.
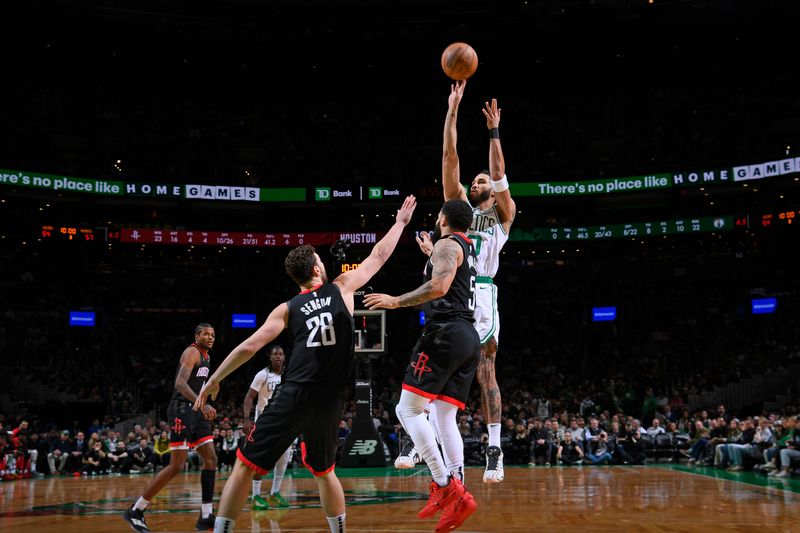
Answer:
[
  {"left": 647, "top": 419, "right": 666, "bottom": 437},
  {"left": 511, "top": 423, "right": 529, "bottom": 465},
  {"left": 713, "top": 419, "right": 742, "bottom": 468},
  {"left": 557, "top": 430, "right": 584, "bottom": 466},
  {"left": 528, "top": 418, "right": 553, "bottom": 466},
  {"left": 586, "top": 429, "right": 613, "bottom": 465},
  {"left": 131, "top": 438, "right": 155, "bottom": 473},
  {"left": 580, "top": 396, "right": 595, "bottom": 419},
  {"left": 687, "top": 421, "right": 710, "bottom": 465},
  {"left": 551, "top": 419, "right": 566, "bottom": 445},
  {"left": 611, "top": 420, "right": 633, "bottom": 464},
  {"left": 82, "top": 440, "right": 109, "bottom": 475},
  {"left": 69, "top": 431, "right": 88, "bottom": 473},
  {"left": 701, "top": 418, "right": 729, "bottom": 466},
  {"left": 624, "top": 424, "right": 647, "bottom": 465},
  {"left": 108, "top": 441, "right": 132, "bottom": 474},
  {"left": 220, "top": 429, "right": 239, "bottom": 471},
  {"left": 725, "top": 418, "right": 758, "bottom": 471},
  {"left": 659, "top": 405, "right": 676, "bottom": 425},
  {"left": 153, "top": 430, "right": 171, "bottom": 468},
  {"left": 676, "top": 409, "right": 693, "bottom": 434},
  {"left": 124, "top": 432, "right": 138, "bottom": 453},
  {"left": 48, "top": 430, "right": 72, "bottom": 475},
  {"left": 764, "top": 417, "right": 796, "bottom": 472},
  {"left": 569, "top": 418, "right": 585, "bottom": 450},
  {"left": 584, "top": 417, "right": 603, "bottom": 452},
  {"left": 716, "top": 404, "right": 731, "bottom": 424},
  {"left": 501, "top": 418, "right": 516, "bottom": 440},
  {"left": 537, "top": 396, "right": 551, "bottom": 420},
  {"left": 769, "top": 418, "right": 800, "bottom": 478},
  {"left": 104, "top": 430, "right": 120, "bottom": 453}
]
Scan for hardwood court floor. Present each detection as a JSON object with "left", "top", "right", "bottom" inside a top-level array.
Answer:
[{"left": 1, "top": 465, "right": 799, "bottom": 532}]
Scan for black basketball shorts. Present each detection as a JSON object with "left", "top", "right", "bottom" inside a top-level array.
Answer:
[
  {"left": 402, "top": 319, "right": 481, "bottom": 409},
  {"left": 167, "top": 398, "right": 214, "bottom": 450},
  {"left": 237, "top": 382, "right": 345, "bottom": 476}
]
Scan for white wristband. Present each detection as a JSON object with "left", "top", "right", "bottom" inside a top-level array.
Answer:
[{"left": 491, "top": 175, "right": 509, "bottom": 192}]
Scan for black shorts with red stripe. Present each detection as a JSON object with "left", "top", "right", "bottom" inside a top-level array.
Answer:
[
  {"left": 237, "top": 381, "right": 344, "bottom": 477},
  {"left": 167, "top": 398, "right": 214, "bottom": 451},
  {"left": 403, "top": 319, "right": 481, "bottom": 409}
]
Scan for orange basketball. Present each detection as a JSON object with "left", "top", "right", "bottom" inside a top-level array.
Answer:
[{"left": 441, "top": 42, "right": 478, "bottom": 80}]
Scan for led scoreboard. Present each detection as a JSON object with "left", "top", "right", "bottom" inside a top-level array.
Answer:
[{"left": 41, "top": 225, "right": 96, "bottom": 241}]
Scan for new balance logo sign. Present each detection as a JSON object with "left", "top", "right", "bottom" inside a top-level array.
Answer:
[{"left": 348, "top": 439, "right": 378, "bottom": 456}]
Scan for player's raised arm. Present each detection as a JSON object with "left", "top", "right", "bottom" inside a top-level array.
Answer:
[
  {"left": 443, "top": 81, "right": 469, "bottom": 202},
  {"left": 483, "top": 98, "right": 516, "bottom": 229},
  {"left": 363, "top": 237, "right": 463, "bottom": 310},
  {"left": 194, "top": 303, "right": 288, "bottom": 411},
  {"left": 333, "top": 195, "right": 417, "bottom": 295}
]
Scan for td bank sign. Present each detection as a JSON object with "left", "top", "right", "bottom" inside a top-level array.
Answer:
[
  {"left": 368, "top": 187, "right": 401, "bottom": 200},
  {"left": 315, "top": 187, "right": 356, "bottom": 201}
]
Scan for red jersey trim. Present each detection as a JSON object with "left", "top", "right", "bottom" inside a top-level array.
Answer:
[
  {"left": 453, "top": 232, "right": 473, "bottom": 245},
  {"left": 300, "top": 441, "right": 336, "bottom": 477},
  {"left": 190, "top": 435, "right": 214, "bottom": 448},
  {"left": 237, "top": 448, "right": 269, "bottom": 476},
  {"left": 401, "top": 383, "right": 437, "bottom": 401},
  {"left": 436, "top": 394, "right": 466, "bottom": 410},
  {"left": 191, "top": 343, "right": 210, "bottom": 361},
  {"left": 299, "top": 283, "right": 324, "bottom": 294}
]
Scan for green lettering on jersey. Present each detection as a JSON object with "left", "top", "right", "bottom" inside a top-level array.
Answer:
[{"left": 469, "top": 234, "right": 483, "bottom": 255}]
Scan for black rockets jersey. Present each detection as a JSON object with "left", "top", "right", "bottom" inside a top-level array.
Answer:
[
  {"left": 170, "top": 343, "right": 211, "bottom": 402},
  {"left": 284, "top": 283, "right": 355, "bottom": 387},
  {"left": 423, "top": 232, "right": 477, "bottom": 324}
]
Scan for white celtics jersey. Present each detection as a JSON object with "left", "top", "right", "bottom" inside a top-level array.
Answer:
[
  {"left": 468, "top": 205, "right": 509, "bottom": 279},
  {"left": 250, "top": 368, "right": 282, "bottom": 418}
]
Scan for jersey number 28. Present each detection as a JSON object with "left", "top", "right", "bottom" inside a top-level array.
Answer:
[{"left": 306, "top": 312, "right": 337, "bottom": 347}]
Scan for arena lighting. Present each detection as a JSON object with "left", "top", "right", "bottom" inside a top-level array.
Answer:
[
  {"left": 232, "top": 314, "right": 257, "bottom": 328},
  {"left": 592, "top": 307, "right": 617, "bottom": 322},
  {"left": 69, "top": 311, "right": 96, "bottom": 327},
  {"left": 751, "top": 298, "right": 777, "bottom": 315}
]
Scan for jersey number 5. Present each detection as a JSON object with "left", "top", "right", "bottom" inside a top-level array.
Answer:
[
  {"left": 468, "top": 275, "right": 476, "bottom": 311},
  {"left": 306, "top": 312, "right": 337, "bottom": 347}
]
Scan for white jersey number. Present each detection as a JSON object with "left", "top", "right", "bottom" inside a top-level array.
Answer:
[
  {"left": 306, "top": 312, "right": 337, "bottom": 347},
  {"left": 468, "top": 275, "right": 476, "bottom": 311}
]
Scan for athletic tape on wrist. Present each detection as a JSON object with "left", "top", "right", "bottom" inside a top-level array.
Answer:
[{"left": 491, "top": 175, "right": 509, "bottom": 192}]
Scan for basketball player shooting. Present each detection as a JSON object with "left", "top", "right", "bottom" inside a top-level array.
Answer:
[{"left": 411, "top": 80, "right": 516, "bottom": 484}]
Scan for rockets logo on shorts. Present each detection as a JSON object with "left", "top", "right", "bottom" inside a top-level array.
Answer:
[{"left": 411, "top": 352, "right": 432, "bottom": 381}]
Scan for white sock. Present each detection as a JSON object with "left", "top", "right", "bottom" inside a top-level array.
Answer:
[
  {"left": 133, "top": 496, "right": 149, "bottom": 511},
  {"left": 214, "top": 516, "right": 235, "bottom": 533},
  {"left": 431, "top": 400, "right": 464, "bottom": 479},
  {"left": 326, "top": 513, "right": 346, "bottom": 533},
  {"left": 396, "top": 390, "right": 448, "bottom": 486},
  {"left": 252, "top": 479, "right": 262, "bottom": 497},
  {"left": 488, "top": 423, "right": 501, "bottom": 448},
  {"left": 271, "top": 446, "right": 291, "bottom": 494},
  {"left": 201, "top": 503, "right": 213, "bottom": 518}
]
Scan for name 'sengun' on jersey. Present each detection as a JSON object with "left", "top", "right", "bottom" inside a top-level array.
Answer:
[{"left": 469, "top": 205, "right": 509, "bottom": 279}]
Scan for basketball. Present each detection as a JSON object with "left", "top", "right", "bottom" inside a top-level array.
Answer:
[{"left": 441, "top": 42, "right": 478, "bottom": 80}]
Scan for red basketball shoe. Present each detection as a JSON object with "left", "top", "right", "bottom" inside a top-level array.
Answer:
[{"left": 418, "top": 477, "right": 465, "bottom": 519}]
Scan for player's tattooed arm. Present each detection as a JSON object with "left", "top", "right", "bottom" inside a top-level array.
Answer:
[{"left": 363, "top": 239, "right": 461, "bottom": 310}]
